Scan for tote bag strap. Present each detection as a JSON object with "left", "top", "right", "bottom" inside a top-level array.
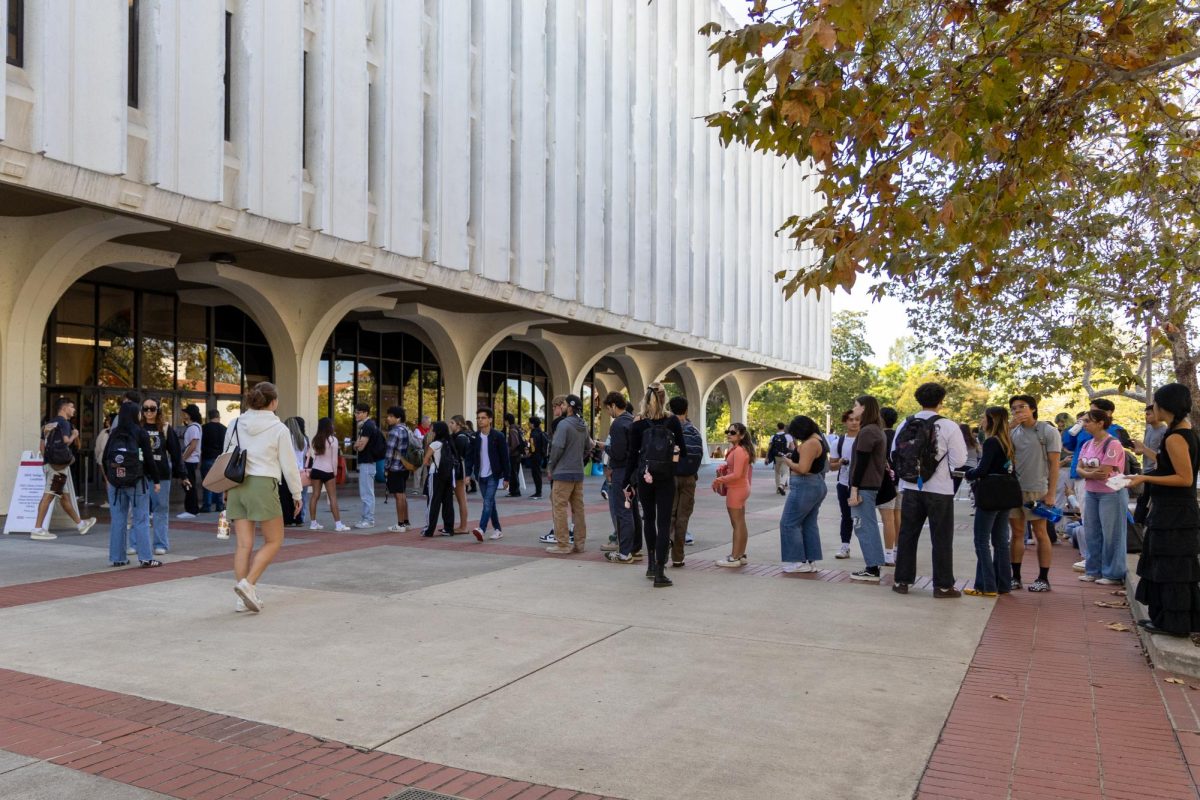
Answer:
[{"left": 226, "top": 418, "right": 240, "bottom": 452}]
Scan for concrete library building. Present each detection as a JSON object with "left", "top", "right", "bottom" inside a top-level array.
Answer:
[{"left": 0, "top": 0, "right": 830, "bottom": 507}]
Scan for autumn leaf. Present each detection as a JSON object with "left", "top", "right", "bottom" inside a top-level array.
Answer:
[
  {"left": 809, "top": 131, "right": 834, "bottom": 163},
  {"left": 1106, "top": 622, "right": 1131, "bottom": 632},
  {"left": 1165, "top": 677, "right": 1186, "bottom": 685},
  {"left": 814, "top": 20, "right": 838, "bottom": 51},
  {"left": 991, "top": 694, "right": 1011, "bottom": 701}
]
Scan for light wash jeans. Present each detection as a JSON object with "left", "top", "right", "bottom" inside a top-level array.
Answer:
[
  {"left": 148, "top": 478, "right": 171, "bottom": 551},
  {"left": 477, "top": 474, "right": 501, "bottom": 532},
  {"left": 972, "top": 507, "right": 1012, "bottom": 594},
  {"left": 779, "top": 473, "right": 826, "bottom": 563},
  {"left": 850, "top": 488, "right": 886, "bottom": 568},
  {"left": 358, "top": 463, "right": 377, "bottom": 524},
  {"left": 1084, "top": 488, "right": 1129, "bottom": 580},
  {"left": 110, "top": 485, "right": 151, "bottom": 563}
]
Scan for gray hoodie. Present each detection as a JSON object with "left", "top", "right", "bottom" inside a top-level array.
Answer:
[{"left": 548, "top": 414, "right": 588, "bottom": 482}]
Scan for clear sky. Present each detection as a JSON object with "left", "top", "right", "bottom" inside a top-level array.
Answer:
[{"left": 833, "top": 284, "right": 913, "bottom": 365}]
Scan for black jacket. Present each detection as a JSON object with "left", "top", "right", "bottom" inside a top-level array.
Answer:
[
  {"left": 470, "top": 429, "right": 511, "bottom": 481},
  {"left": 606, "top": 411, "right": 635, "bottom": 469},
  {"left": 142, "top": 423, "right": 185, "bottom": 481}
]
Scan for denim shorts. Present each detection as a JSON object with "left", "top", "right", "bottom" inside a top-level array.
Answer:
[{"left": 226, "top": 475, "right": 283, "bottom": 522}]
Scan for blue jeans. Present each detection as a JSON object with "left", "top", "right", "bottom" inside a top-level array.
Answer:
[
  {"left": 200, "top": 458, "right": 224, "bottom": 511},
  {"left": 972, "top": 507, "right": 1012, "bottom": 594},
  {"left": 149, "top": 478, "right": 171, "bottom": 551},
  {"left": 1084, "top": 489, "right": 1128, "bottom": 580},
  {"left": 477, "top": 474, "right": 501, "bottom": 532},
  {"left": 780, "top": 473, "right": 826, "bottom": 562},
  {"left": 850, "top": 488, "right": 886, "bottom": 568},
  {"left": 111, "top": 484, "right": 151, "bottom": 563},
  {"left": 609, "top": 467, "right": 635, "bottom": 555},
  {"left": 358, "top": 463, "right": 377, "bottom": 523}
]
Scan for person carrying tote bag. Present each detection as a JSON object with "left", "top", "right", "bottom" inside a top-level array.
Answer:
[
  {"left": 222, "top": 382, "right": 303, "bottom": 614},
  {"left": 964, "top": 406, "right": 1021, "bottom": 596}
]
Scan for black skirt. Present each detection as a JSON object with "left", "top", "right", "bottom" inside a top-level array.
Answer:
[{"left": 1135, "top": 495, "right": 1200, "bottom": 635}]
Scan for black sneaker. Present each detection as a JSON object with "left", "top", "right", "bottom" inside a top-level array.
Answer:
[
  {"left": 1010, "top": 579, "right": 1024, "bottom": 591},
  {"left": 934, "top": 587, "right": 962, "bottom": 599},
  {"left": 850, "top": 569, "right": 881, "bottom": 582},
  {"left": 601, "top": 488, "right": 609, "bottom": 500},
  {"left": 1027, "top": 579, "right": 1051, "bottom": 592},
  {"left": 892, "top": 582, "right": 909, "bottom": 594}
]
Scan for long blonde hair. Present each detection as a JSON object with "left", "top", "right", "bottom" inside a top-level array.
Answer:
[
  {"left": 985, "top": 406, "right": 1014, "bottom": 460},
  {"left": 642, "top": 382, "right": 668, "bottom": 420}
]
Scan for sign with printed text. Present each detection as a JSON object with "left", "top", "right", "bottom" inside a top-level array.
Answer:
[{"left": 3, "top": 452, "right": 77, "bottom": 534}]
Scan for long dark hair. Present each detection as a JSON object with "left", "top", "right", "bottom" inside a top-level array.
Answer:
[
  {"left": 959, "top": 423, "right": 979, "bottom": 454},
  {"left": 312, "top": 417, "right": 334, "bottom": 455},
  {"left": 430, "top": 420, "right": 450, "bottom": 443},
  {"left": 854, "top": 395, "right": 882, "bottom": 428},
  {"left": 787, "top": 415, "right": 822, "bottom": 442},
  {"left": 115, "top": 401, "right": 141, "bottom": 436},
  {"left": 1155, "top": 383, "right": 1193, "bottom": 431},
  {"left": 728, "top": 422, "right": 755, "bottom": 462}
]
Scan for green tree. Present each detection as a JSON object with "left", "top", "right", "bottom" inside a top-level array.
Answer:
[
  {"left": 706, "top": 0, "right": 1200, "bottom": 418},
  {"left": 796, "top": 310, "right": 878, "bottom": 420},
  {"left": 747, "top": 380, "right": 804, "bottom": 439}
]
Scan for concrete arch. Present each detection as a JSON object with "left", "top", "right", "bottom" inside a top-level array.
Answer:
[
  {"left": 512, "top": 329, "right": 648, "bottom": 399},
  {"left": 385, "top": 303, "right": 560, "bottom": 419},
  {"left": 175, "top": 261, "right": 411, "bottom": 422},
  {"left": 0, "top": 209, "right": 178, "bottom": 509}
]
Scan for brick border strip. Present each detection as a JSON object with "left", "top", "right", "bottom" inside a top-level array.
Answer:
[{"left": 0, "top": 667, "right": 620, "bottom": 800}]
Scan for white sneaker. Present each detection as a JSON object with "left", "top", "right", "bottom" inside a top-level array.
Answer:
[
  {"left": 1072, "top": 560, "right": 1086, "bottom": 572},
  {"left": 334, "top": 522, "right": 350, "bottom": 532},
  {"left": 353, "top": 520, "right": 374, "bottom": 529},
  {"left": 176, "top": 512, "right": 196, "bottom": 520},
  {"left": 685, "top": 532, "right": 695, "bottom": 545},
  {"left": 387, "top": 523, "right": 408, "bottom": 532},
  {"left": 884, "top": 549, "right": 896, "bottom": 566},
  {"left": 715, "top": 556, "right": 743, "bottom": 568},
  {"left": 126, "top": 546, "right": 136, "bottom": 555},
  {"left": 153, "top": 547, "right": 167, "bottom": 555},
  {"left": 77, "top": 518, "right": 97, "bottom": 536},
  {"left": 30, "top": 529, "right": 56, "bottom": 541},
  {"left": 100, "top": 503, "right": 110, "bottom": 509},
  {"left": 1096, "top": 577, "right": 1123, "bottom": 586},
  {"left": 233, "top": 579, "right": 261, "bottom": 612},
  {"left": 799, "top": 562, "right": 817, "bottom": 573},
  {"left": 488, "top": 531, "right": 503, "bottom": 540},
  {"left": 782, "top": 562, "right": 804, "bottom": 573},
  {"left": 309, "top": 520, "right": 324, "bottom": 530},
  {"left": 835, "top": 544, "right": 851, "bottom": 559},
  {"left": 1078, "top": 574, "right": 1097, "bottom": 582},
  {"left": 235, "top": 597, "right": 246, "bottom": 613}
]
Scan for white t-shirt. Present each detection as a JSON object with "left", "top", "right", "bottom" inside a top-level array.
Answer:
[
  {"left": 478, "top": 434, "right": 492, "bottom": 478},
  {"left": 183, "top": 423, "right": 202, "bottom": 464},
  {"left": 826, "top": 433, "right": 856, "bottom": 486},
  {"left": 891, "top": 411, "right": 968, "bottom": 495},
  {"left": 429, "top": 440, "right": 443, "bottom": 470}
]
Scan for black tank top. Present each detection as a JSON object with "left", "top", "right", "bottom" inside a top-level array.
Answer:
[{"left": 794, "top": 435, "right": 828, "bottom": 475}]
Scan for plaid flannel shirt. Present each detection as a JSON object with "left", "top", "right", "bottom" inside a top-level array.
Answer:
[{"left": 385, "top": 424, "right": 411, "bottom": 472}]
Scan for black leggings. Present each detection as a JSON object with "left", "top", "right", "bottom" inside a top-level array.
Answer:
[
  {"left": 425, "top": 472, "right": 454, "bottom": 535},
  {"left": 526, "top": 457, "right": 543, "bottom": 497},
  {"left": 638, "top": 477, "right": 675, "bottom": 569},
  {"left": 836, "top": 483, "right": 853, "bottom": 544}
]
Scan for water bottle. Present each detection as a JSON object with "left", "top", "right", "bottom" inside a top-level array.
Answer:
[{"left": 216, "top": 510, "right": 230, "bottom": 539}]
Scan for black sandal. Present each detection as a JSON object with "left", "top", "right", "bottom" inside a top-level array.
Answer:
[
  {"left": 139, "top": 560, "right": 163, "bottom": 568},
  {"left": 110, "top": 561, "right": 128, "bottom": 567}
]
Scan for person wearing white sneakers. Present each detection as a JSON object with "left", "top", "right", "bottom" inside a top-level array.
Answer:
[
  {"left": 176, "top": 405, "right": 203, "bottom": 520},
  {"left": 307, "top": 417, "right": 349, "bottom": 532},
  {"left": 826, "top": 410, "right": 859, "bottom": 560},
  {"left": 1077, "top": 408, "right": 1129, "bottom": 586},
  {"left": 140, "top": 398, "right": 188, "bottom": 555},
  {"left": 778, "top": 415, "right": 829, "bottom": 573},
  {"left": 226, "top": 382, "right": 303, "bottom": 613},
  {"left": 469, "top": 407, "right": 510, "bottom": 541},
  {"left": 30, "top": 397, "right": 97, "bottom": 541},
  {"left": 383, "top": 406, "right": 413, "bottom": 533}
]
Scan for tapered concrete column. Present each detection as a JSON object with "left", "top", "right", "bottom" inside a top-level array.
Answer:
[
  {"left": 512, "top": 329, "right": 647, "bottom": 398},
  {"left": 175, "top": 262, "right": 412, "bottom": 424},
  {"left": 726, "top": 369, "right": 794, "bottom": 432},
  {"left": 385, "top": 304, "right": 559, "bottom": 420},
  {"left": 0, "top": 210, "right": 177, "bottom": 509},
  {"left": 607, "top": 347, "right": 711, "bottom": 414}
]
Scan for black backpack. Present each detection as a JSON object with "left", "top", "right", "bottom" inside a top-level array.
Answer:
[
  {"left": 104, "top": 428, "right": 144, "bottom": 488},
  {"left": 766, "top": 432, "right": 787, "bottom": 463},
  {"left": 675, "top": 422, "right": 704, "bottom": 477},
  {"left": 893, "top": 414, "right": 944, "bottom": 486},
  {"left": 43, "top": 424, "right": 74, "bottom": 467},
  {"left": 365, "top": 423, "right": 388, "bottom": 462},
  {"left": 641, "top": 423, "right": 676, "bottom": 481}
]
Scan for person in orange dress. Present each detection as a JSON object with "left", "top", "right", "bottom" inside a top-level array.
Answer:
[{"left": 713, "top": 422, "right": 755, "bottom": 567}]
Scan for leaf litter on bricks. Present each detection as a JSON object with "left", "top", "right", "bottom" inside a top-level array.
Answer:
[{"left": 1094, "top": 600, "right": 1129, "bottom": 608}]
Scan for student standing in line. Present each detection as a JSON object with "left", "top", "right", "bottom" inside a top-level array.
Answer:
[
  {"left": 200, "top": 410, "right": 227, "bottom": 514},
  {"left": 713, "top": 422, "right": 755, "bottom": 569},
  {"left": 421, "top": 421, "right": 457, "bottom": 537},
  {"left": 1128, "top": 383, "right": 1200, "bottom": 637},
  {"left": 891, "top": 382, "right": 968, "bottom": 598},
  {"left": 622, "top": 385, "right": 682, "bottom": 584},
  {"left": 548, "top": 395, "right": 591, "bottom": 556},
  {"left": 177, "top": 405, "right": 203, "bottom": 519},
  {"left": 1007, "top": 394, "right": 1062, "bottom": 592},
  {"left": 827, "top": 411, "right": 859, "bottom": 559},
  {"left": 448, "top": 415, "right": 471, "bottom": 533},
  {"left": 352, "top": 403, "right": 386, "bottom": 529},
  {"left": 94, "top": 412, "right": 116, "bottom": 510},
  {"left": 603, "top": 393, "right": 639, "bottom": 564},
  {"left": 668, "top": 396, "right": 703, "bottom": 568},
  {"left": 470, "top": 407, "right": 510, "bottom": 540},
  {"left": 878, "top": 406, "right": 901, "bottom": 566},
  {"left": 955, "top": 423, "right": 981, "bottom": 497},
  {"left": 30, "top": 397, "right": 97, "bottom": 540},
  {"left": 307, "top": 417, "right": 349, "bottom": 531},
  {"left": 226, "top": 382, "right": 303, "bottom": 614},
  {"left": 765, "top": 422, "right": 793, "bottom": 496},
  {"left": 141, "top": 398, "right": 187, "bottom": 555},
  {"left": 1133, "top": 403, "right": 1169, "bottom": 524},
  {"left": 526, "top": 416, "right": 548, "bottom": 500},
  {"left": 778, "top": 415, "right": 829, "bottom": 573},
  {"left": 504, "top": 413, "right": 525, "bottom": 497},
  {"left": 280, "top": 417, "right": 308, "bottom": 527},
  {"left": 103, "top": 402, "right": 159, "bottom": 567},
  {"left": 383, "top": 406, "right": 413, "bottom": 532},
  {"left": 847, "top": 395, "right": 889, "bottom": 582},
  {"left": 1077, "top": 408, "right": 1130, "bottom": 585},
  {"left": 964, "top": 406, "right": 1016, "bottom": 596}
]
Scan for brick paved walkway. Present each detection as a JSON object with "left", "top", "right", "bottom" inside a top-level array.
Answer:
[{"left": 917, "top": 545, "right": 1199, "bottom": 800}]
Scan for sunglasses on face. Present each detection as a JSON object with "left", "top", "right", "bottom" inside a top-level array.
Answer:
[
  {"left": 726, "top": 430, "right": 737, "bottom": 436},
  {"left": 142, "top": 406, "right": 158, "bottom": 412}
]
